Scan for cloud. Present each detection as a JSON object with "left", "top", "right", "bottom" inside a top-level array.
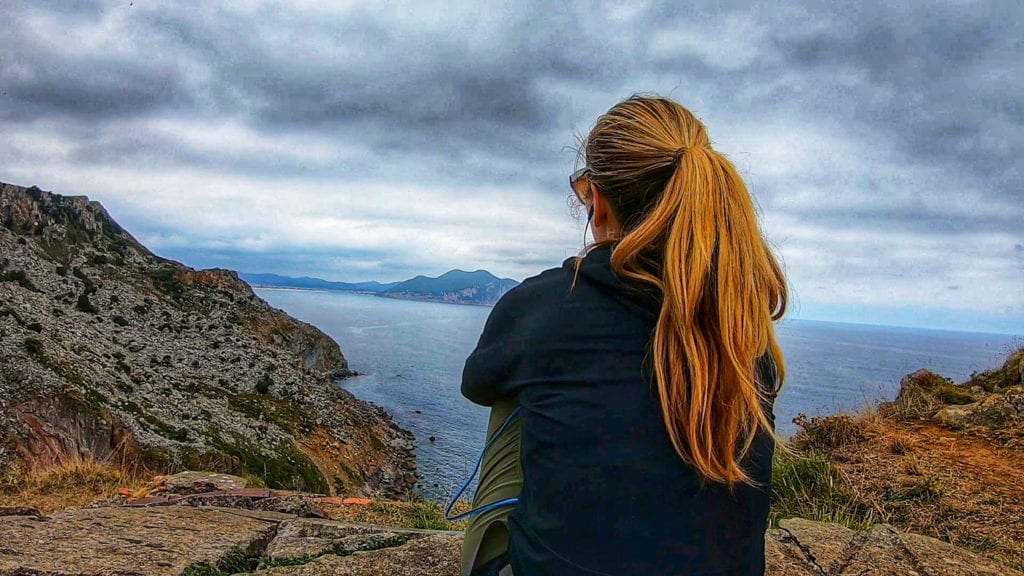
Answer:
[{"left": 0, "top": 0, "right": 1021, "bottom": 332}]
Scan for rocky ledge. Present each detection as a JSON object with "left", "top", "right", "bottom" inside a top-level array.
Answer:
[
  {"left": 0, "top": 498, "right": 1012, "bottom": 575},
  {"left": 0, "top": 182, "right": 416, "bottom": 496}
]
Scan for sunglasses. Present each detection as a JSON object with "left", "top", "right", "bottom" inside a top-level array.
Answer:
[{"left": 569, "top": 167, "right": 592, "bottom": 205}]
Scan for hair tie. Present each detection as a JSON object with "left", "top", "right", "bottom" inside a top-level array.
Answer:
[{"left": 673, "top": 146, "right": 687, "bottom": 164}]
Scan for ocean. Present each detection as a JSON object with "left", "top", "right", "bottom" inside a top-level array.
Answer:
[{"left": 254, "top": 288, "right": 1022, "bottom": 500}]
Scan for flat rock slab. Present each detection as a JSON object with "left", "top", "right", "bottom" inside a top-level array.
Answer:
[
  {"left": 257, "top": 518, "right": 1016, "bottom": 576},
  {"left": 0, "top": 505, "right": 283, "bottom": 576},
  {"left": 768, "top": 520, "right": 1016, "bottom": 576},
  {"left": 0, "top": 503, "right": 1015, "bottom": 576},
  {"left": 261, "top": 534, "right": 462, "bottom": 576}
]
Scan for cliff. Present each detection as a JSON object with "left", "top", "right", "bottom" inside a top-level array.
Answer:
[{"left": 0, "top": 182, "right": 416, "bottom": 497}]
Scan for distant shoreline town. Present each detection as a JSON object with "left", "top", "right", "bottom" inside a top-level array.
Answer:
[{"left": 239, "top": 270, "right": 519, "bottom": 307}]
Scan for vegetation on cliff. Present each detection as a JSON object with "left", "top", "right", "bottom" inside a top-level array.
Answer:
[
  {"left": 773, "top": 346, "right": 1024, "bottom": 571},
  {"left": 0, "top": 182, "right": 416, "bottom": 497}
]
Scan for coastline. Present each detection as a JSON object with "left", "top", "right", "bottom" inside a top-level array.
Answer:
[{"left": 250, "top": 284, "right": 501, "bottom": 307}]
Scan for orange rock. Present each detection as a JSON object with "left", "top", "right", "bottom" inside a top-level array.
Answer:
[{"left": 342, "top": 498, "right": 373, "bottom": 506}]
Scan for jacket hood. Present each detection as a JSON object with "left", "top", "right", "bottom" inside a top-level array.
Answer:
[{"left": 567, "top": 243, "right": 663, "bottom": 322}]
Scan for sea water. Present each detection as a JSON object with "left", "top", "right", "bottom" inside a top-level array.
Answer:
[{"left": 254, "top": 288, "right": 1021, "bottom": 500}]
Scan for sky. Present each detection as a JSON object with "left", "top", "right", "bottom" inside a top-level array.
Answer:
[{"left": 1, "top": 1, "right": 1021, "bottom": 335}]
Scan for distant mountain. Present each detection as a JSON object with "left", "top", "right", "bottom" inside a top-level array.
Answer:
[
  {"left": 239, "top": 272, "right": 397, "bottom": 293},
  {"left": 241, "top": 269, "right": 520, "bottom": 307},
  {"left": 382, "top": 269, "right": 519, "bottom": 306}
]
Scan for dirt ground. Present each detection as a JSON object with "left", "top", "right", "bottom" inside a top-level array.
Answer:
[{"left": 815, "top": 413, "right": 1024, "bottom": 572}]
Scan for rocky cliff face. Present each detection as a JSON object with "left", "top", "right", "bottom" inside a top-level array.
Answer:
[{"left": 0, "top": 182, "right": 416, "bottom": 497}]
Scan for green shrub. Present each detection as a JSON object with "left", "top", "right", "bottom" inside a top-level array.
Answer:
[
  {"left": 23, "top": 337, "right": 46, "bottom": 359},
  {"left": 0, "top": 269, "right": 42, "bottom": 292},
  {"left": 147, "top": 266, "right": 186, "bottom": 297},
  {"left": 933, "top": 384, "right": 974, "bottom": 405},
  {"left": 255, "top": 373, "right": 273, "bottom": 395},
  {"left": 76, "top": 293, "right": 98, "bottom": 314},
  {"left": 770, "top": 452, "right": 874, "bottom": 530},
  {"left": 181, "top": 547, "right": 257, "bottom": 576}
]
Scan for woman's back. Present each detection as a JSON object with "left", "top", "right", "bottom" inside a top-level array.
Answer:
[
  {"left": 462, "top": 244, "right": 777, "bottom": 576},
  {"left": 461, "top": 95, "right": 787, "bottom": 575}
]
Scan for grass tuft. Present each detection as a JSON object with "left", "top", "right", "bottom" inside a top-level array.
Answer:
[
  {"left": 888, "top": 433, "right": 916, "bottom": 455},
  {"left": 791, "top": 413, "right": 866, "bottom": 453},
  {"left": 769, "top": 451, "right": 875, "bottom": 531},
  {"left": 886, "top": 474, "right": 945, "bottom": 503},
  {"left": 0, "top": 454, "right": 147, "bottom": 514}
]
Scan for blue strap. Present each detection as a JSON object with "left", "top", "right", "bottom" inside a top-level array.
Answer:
[{"left": 444, "top": 407, "right": 521, "bottom": 521}]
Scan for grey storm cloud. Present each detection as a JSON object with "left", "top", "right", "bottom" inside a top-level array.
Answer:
[{"left": 1, "top": 0, "right": 1021, "bottom": 332}]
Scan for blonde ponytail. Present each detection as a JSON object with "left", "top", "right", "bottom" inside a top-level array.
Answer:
[{"left": 585, "top": 96, "right": 787, "bottom": 486}]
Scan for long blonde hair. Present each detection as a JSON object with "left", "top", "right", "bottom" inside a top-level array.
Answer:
[{"left": 583, "top": 96, "right": 787, "bottom": 486}]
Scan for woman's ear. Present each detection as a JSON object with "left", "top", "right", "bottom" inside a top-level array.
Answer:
[{"left": 591, "top": 185, "right": 608, "bottom": 228}]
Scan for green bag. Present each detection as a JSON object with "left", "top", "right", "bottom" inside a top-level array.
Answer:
[{"left": 459, "top": 397, "right": 522, "bottom": 576}]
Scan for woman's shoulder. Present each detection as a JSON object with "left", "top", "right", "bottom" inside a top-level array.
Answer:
[{"left": 492, "top": 258, "right": 576, "bottom": 311}]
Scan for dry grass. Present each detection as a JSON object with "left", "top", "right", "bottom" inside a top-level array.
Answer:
[
  {"left": 0, "top": 455, "right": 148, "bottom": 515},
  {"left": 790, "top": 412, "right": 868, "bottom": 453},
  {"left": 780, "top": 402, "right": 1024, "bottom": 572},
  {"left": 317, "top": 497, "right": 472, "bottom": 531},
  {"left": 887, "top": 432, "right": 917, "bottom": 455},
  {"left": 769, "top": 451, "right": 876, "bottom": 531},
  {"left": 878, "top": 386, "right": 944, "bottom": 420}
]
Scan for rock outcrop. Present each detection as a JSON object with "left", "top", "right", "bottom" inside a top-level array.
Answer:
[
  {"left": 0, "top": 182, "right": 416, "bottom": 496},
  {"left": 891, "top": 348, "right": 1024, "bottom": 444},
  {"left": 0, "top": 500, "right": 1013, "bottom": 575}
]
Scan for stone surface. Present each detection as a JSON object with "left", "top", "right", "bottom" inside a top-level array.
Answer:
[
  {"left": 840, "top": 524, "right": 920, "bottom": 575},
  {"left": 933, "top": 390, "right": 1024, "bottom": 429},
  {"left": 766, "top": 522, "right": 1017, "bottom": 576},
  {"left": 775, "top": 518, "right": 857, "bottom": 574},
  {"left": 900, "top": 532, "right": 1011, "bottom": 576},
  {"left": 157, "top": 470, "right": 249, "bottom": 494},
  {"left": 0, "top": 502, "right": 1016, "bottom": 576},
  {"left": 265, "top": 519, "right": 408, "bottom": 561},
  {"left": 262, "top": 534, "right": 462, "bottom": 576},
  {"left": 0, "top": 505, "right": 279, "bottom": 576},
  {"left": 0, "top": 182, "right": 416, "bottom": 496},
  {"left": 934, "top": 404, "right": 977, "bottom": 426}
]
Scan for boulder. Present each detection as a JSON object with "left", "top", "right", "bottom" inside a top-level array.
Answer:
[{"left": 934, "top": 403, "right": 978, "bottom": 426}]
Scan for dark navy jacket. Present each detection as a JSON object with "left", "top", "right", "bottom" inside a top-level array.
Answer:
[{"left": 462, "top": 244, "right": 777, "bottom": 576}]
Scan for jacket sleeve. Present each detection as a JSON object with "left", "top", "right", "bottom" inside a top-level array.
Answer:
[{"left": 461, "top": 285, "right": 532, "bottom": 407}]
